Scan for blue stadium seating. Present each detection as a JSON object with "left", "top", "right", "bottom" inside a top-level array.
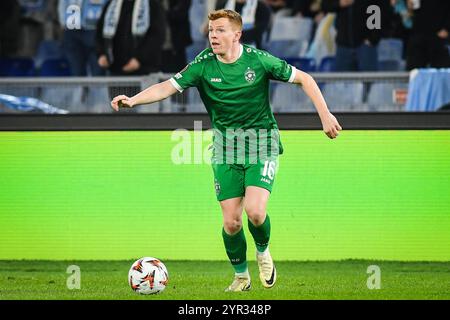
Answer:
[
  {"left": 185, "top": 40, "right": 207, "bottom": 63},
  {"left": 285, "top": 57, "right": 316, "bottom": 72},
  {"left": 266, "top": 16, "right": 313, "bottom": 58},
  {"left": 271, "top": 83, "right": 314, "bottom": 112},
  {"left": 377, "top": 38, "right": 404, "bottom": 71},
  {"left": 186, "top": 0, "right": 208, "bottom": 62},
  {"left": 267, "top": 40, "right": 305, "bottom": 58},
  {"left": 39, "top": 58, "right": 72, "bottom": 76},
  {"left": 34, "top": 40, "right": 64, "bottom": 68},
  {"left": 189, "top": 0, "right": 206, "bottom": 41},
  {"left": 378, "top": 60, "right": 402, "bottom": 71},
  {"left": 318, "top": 56, "right": 336, "bottom": 72},
  {"left": 367, "top": 82, "right": 408, "bottom": 111},
  {"left": 321, "top": 82, "right": 364, "bottom": 111},
  {"left": 185, "top": 88, "right": 206, "bottom": 113},
  {"left": 0, "top": 58, "right": 35, "bottom": 76},
  {"left": 378, "top": 38, "right": 403, "bottom": 61}
]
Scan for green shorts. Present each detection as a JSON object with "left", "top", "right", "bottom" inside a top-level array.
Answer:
[{"left": 211, "top": 159, "right": 279, "bottom": 201}]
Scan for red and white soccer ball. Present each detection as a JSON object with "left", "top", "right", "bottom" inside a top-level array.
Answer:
[{"left": 128, "top": 257, "right": 169, "bottom": 295}]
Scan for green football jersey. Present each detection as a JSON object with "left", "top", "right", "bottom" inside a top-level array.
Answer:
[{"left": 170, "top": 44, "right": 297, "bottom": 164}]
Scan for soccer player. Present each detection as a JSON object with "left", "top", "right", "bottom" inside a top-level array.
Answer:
[{"left": 111, "top": 9, "right": 342, "bottom": 292}]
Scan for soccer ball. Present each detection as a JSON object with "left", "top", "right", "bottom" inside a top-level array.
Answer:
[{"left": 128, "top": 257, "right": 169, "bottom": 295}]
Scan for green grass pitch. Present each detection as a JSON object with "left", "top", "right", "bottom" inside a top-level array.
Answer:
[{"left": 0, "top": 260, "right": 449, "bottom": 300}]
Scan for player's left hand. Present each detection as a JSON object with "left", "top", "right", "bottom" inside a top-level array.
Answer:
[
  {"left": 111, "top": 95, "right": 134, "bottom": 111},
  {"left": 320, "top": 112, "right": 342, "bottom": 139}
]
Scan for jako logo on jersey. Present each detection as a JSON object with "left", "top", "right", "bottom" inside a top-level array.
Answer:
[
  {"left": 174, "top": 73, "right": 183, "bottom": 80},
  {"left": 260, "top": 177, "right": 271, "bottom": 184},
  {"left": 245, "top": 67, "right": 256, "bottom": 83},
  {"left": 211, "top": 78, "right": 222, "bottom": 83}
]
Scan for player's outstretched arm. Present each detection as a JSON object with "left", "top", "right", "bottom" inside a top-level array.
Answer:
[
  {"left": 111, "top": 80, "right": 178, "bottom": 111},
  {"left": 292, "top": 69, "right": 342, "bottom": 139}
]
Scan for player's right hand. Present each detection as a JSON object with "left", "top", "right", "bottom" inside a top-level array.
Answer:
[
  {"left": 321, "top": 112, "right": 342, "bottom": 139},
  {"left": 111, "top": 95, "right": 133, "bottom": 111}
]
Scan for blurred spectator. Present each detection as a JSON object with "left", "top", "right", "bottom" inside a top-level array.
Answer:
[
  {"left": 291, "top": 1, "right": 327, "bottom": 46},
  {"left": 215, "top": 0, "right": 272, "bottom": 49},
  {"left": 265, "top": 0, "right": 289, "bottom": 15},
  {"left": 0, "top": 0, "right": 21, "bottom": 57},
  {"left": 58, "top": 0, "right": 108, "bottom": 76},
  {"left": 388, "top": 0, "right": 412, "bottom": 34},
  {"left": 291, "top": 0, "right": 325, "bottom": 22},
  {"left": 322, "top": 0, "right": 390, "bottom": 71},
  {"left": 96, "top": 0, "right": 166, "bottom": 76},
  {"left": 305, "top": 13, "right": 337, "bottom": 66},
  {"left": 406, "top": 0, "right": 450, "bottom": 70},
  {"left": 385, "top": 0, "right": 412, "bottom": 59},
  {"left": 386, "top": 0, "right": 413, "bottom": 52},
  {"left": 17, "top": 0, "right": 60, "bottom": 58},
  {"left": 161, "top": 0, "right": 193, "bottom": 73},
  {"left": 200, "top": 0, "right": 218, "bottom": 37}
]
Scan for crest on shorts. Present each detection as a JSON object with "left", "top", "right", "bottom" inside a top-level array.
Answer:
[
  {"left": 214, "top": 179, "right": 221, "bottom": 196},
  {"left": 244, "top": 67, "right": 256, "bottom": 83}
]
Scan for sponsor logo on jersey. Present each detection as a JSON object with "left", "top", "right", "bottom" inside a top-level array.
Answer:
[
  {"left": 211, "top": 77, "right": 222, "bottom": 83},
  {"left": 245, "top": 67, "right": 256, "bottom": 83},
  {"left": 260, "top": 177, "right": 271, "bottom": 184},
  {"left": 174, "top": 73, "right": 183, "bottom": 79}
]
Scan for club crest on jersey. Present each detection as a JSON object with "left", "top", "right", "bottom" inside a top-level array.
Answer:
[
  {"left": 214, "top": 179, "right": 221, "bottom": 195},
  {"left": 245, "top": 67, "right": 256, "bottom": 83}
]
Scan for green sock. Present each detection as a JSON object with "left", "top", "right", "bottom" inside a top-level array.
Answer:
[
  {"left": 248, "top": 214, "right": 271, "bottom": 253},
  {"left": 222, "top": 227, "right": 247, "bottom": 273}
]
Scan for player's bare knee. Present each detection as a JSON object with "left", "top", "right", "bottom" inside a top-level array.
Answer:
[
  {"left": 248, "top": 215, "right": 265, "bottom": 227},
  {"left": 245, "top": 206, "right": 266, "bottom": 226},
  {"left": 223, "top": 218, "right": 242, "bottom": 234}
]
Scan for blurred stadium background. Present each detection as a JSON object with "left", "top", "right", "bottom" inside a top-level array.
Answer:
[
  {"left": 0, "top": 0, "right": 449, "bottom": 264},
  {"left": 0, "top": 0, "right": 448, "bottom": 114}
]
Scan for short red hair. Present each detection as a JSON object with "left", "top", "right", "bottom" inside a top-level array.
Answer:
[{"left": 208, "top": 9, "right": 243, "bottom": 31}]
